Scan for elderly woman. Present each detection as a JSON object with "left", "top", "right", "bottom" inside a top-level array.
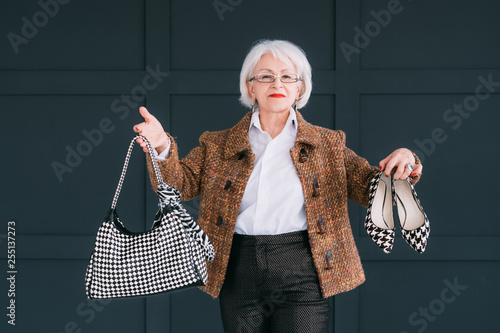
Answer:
[{"left": 133, "top": 40, "right": 423, "bottom": 332}]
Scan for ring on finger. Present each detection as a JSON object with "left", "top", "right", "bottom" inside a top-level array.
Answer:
[{"left": 406, "top": 163, "right": 414, "bottom": 172}]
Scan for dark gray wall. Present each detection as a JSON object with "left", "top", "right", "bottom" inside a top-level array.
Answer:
[{"left": 1, "top": 0, "right": 499, "bottom": 332}]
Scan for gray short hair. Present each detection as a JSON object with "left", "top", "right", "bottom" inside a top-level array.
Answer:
[{"left": 239, "top": 40, "right": 312, "bottom": 110}]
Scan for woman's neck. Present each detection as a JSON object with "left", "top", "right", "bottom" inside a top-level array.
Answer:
[{"left": 258, "top": 108, "right": 290, "bottom": 139}]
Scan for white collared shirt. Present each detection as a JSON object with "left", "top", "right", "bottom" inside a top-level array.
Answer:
[
  {"left": 234, "top": 109, "right": 307, "bottom": 235},
  {"left": 155, "top": 108, "right": 307, "bottom": 235}
]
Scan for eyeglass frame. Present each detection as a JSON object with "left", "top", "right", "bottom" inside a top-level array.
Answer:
[{"left": 249, "top": 73, "right": 301, "bottom": 83}]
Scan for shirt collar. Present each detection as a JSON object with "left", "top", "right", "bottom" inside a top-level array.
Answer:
[{"left": 249, "top": 108, "right": 298, "bottom": 136}]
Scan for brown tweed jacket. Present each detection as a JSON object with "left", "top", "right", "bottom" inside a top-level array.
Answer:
[{"left": 146, "top": 111, "right": 416, "bottom": 298}]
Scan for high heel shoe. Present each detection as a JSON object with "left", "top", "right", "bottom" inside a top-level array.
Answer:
[
  {"left": 393, "top": 178, "right": 430, "bottom": 253},
  {"left": 365, "top": 171, "right": 395, "bottom": 254}
]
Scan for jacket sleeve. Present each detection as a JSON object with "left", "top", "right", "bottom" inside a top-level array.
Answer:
[
  {"left": 343, "top": 144, "right": 379, "bottom": 208},
  {"left": 340, "top": 131, "right": 421, "bottom": 208},
  {"left": 146, "top": 132, "right": 207, "bottom": 201}
]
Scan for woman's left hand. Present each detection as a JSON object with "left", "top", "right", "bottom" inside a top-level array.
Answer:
[{"left": 379, "top": 148, "right": 422, "bottom": 180}]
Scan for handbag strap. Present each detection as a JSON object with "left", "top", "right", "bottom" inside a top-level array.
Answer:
[{"left": 111, "top": 135, "right": 164, "bottom": 209}]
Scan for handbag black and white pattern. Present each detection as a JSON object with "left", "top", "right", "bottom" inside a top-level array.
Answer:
[{"left": 85, "top": 135, "right": 215, "bottom": 299}]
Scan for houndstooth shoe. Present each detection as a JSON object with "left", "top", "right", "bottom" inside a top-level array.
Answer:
[
  {"left": 393, "top": 178, "right": 430, "bottom": 253},
  {"left": 365, "top": 171, "right": 395, "bottom": 254}
]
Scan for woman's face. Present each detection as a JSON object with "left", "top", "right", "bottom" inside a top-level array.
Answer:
[{"left": 246, "top": 53, "right": 302, "bottom": 115}]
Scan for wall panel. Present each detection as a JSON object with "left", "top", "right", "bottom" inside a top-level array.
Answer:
[
  {"left": 359, "top": 0, "right": 500, "bottom": 69},
  {"left": 0, "top": 0, "right": 145, "bottom": 70},
  {"left": 169, "top": 0, "right": 335, "bottom": 70},
  {"left": 360, "top": 261, "right": 500, "bottom": 333}
]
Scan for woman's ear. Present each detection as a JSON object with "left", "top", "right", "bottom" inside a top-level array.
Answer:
[
  {"left": 296, "top": 82, "right": 303, "bottom": 100},
  {"left": 246, "top": 81, "right": 255, "bottom": 99}
]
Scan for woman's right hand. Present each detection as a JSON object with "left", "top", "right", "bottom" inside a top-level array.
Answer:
[{"left": 133, "top": 106, "right": 170, "bottom": 153}]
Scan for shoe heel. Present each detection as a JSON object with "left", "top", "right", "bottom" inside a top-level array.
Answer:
[{"left": 393, "top": 178, "right": 430, "bottom": 253}]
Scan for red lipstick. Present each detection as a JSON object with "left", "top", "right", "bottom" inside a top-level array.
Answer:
[{"left": 269, "top": 93, "right": 286, "bottom": 98}]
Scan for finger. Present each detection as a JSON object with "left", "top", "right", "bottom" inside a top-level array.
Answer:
[
  {"left": 392, "top": 163, "right": 405, "bottom": 179},
  {"left": 402, "top": 166, "right": 413, "bottom": 179},
  {"left": 140, "top": 140, "right": 149, "bottom": 152},
  {"left": 378, "top": 158, "right": 387, "bottom": 172},
  {"left": 389, "top": 158, "right": 406, "bottom": 178},
  {"left": 383, "top": 159, "right": 397, "bottom": 177},
  {"left": 139, "top": 106, "right": 154, "bottom": 123},
  {"left": 134, "top": 124, "right": 143, "bottom": 133},
  {"left": 397, "top": 162, "right": 417, "bottom": 179},
  {"left": 411, "top": 164, "right": 423, "bottom": 177}
]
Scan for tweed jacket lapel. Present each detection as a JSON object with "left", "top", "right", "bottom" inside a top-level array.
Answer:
[
  {"left": 294, "top": 111, "right": 323, "bottom": 148},
  {"left": 223, "top": 112, "right": 253, "bottom": 159},
  {"left": 223, "top": 110, "right": 324, "bottom": 160}
]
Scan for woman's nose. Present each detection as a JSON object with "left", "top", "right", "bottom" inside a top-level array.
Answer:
[{"left": 271, "top": 77, "right": 284, "bottom": 89}]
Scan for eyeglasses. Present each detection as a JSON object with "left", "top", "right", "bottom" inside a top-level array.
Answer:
[{"left": 249, "top": 73, "right": 300, "bottom": 83}]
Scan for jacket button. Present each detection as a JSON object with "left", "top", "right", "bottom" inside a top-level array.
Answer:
[
  {"left": 317, "top": 215, "right": 326, "bottom": 234},
  {"left": 299, "top": 148, "right": 308, "bottom": 163},
  {"left": 216, "top": 216, "right": 223, "bottom": 226},
  {"left": 224, "top": 180, "right": 232, "bottom": 190},
  {"left": 238, "top": 151, "right": 246, "bottom": 160},
  {"left": 326, "top": 250, "right": 333, "bottom": 270},
  {"left": 313, "top": 178, "right": 320, "bottom": 197}
]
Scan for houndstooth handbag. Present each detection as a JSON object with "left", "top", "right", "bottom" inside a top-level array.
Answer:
[{"left": 85, "top": 135, "right": 215, "bottom": 299}]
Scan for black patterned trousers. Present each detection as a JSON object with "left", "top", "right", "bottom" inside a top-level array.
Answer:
[{"left": 219, "top": 230, "right": 331, "bottom": 333}]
